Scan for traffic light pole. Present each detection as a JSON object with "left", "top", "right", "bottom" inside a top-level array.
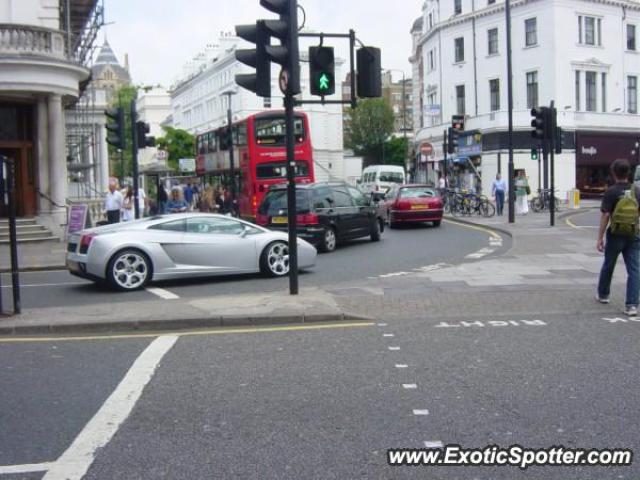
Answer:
[
  {"left": 284, "top": 93, "right": 299, "bottom": 296},
  {"left": 130, "top": 100, "right": 140, "bottom": 220},
  {"left": 224, "top": 91, "right": 237, "bottom": 214},
  {"left": 549, "top": 101, "right": 556, "bottom": 227},
  {"left": 443, "top": 129, "right": 448, "bottom": 190},
  {"left": 506, "top": 0, "right": 515, "bottom": 224}
]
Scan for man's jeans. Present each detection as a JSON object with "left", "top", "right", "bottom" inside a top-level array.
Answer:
[
  {"left": 495, "top": 190, "right": 505, "bottom": 216},
  {"left": 597, "top": 230, "right": 640, "bottom": 307}
]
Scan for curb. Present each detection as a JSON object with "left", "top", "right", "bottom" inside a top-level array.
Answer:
[
  {"left": 444, "top": 216, "right": 513, "bottom": 239},
  {"left": 0, "top": 311, "right": 374, "bottom": 337}
]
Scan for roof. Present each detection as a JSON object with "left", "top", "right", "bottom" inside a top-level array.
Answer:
[
  {"left": 91, "top": 39, "right": 131, "bottom": 82},
  {"left": 411, "top": 16, "right": 423, "bottom": 33}
]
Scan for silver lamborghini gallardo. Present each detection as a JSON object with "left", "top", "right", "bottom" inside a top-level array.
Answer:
[{"left": 66, "top": 214, "right": 317, "bottom": 291}]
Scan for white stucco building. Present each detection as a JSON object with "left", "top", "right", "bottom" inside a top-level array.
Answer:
[
  {"left": 136, "top": 87, "right": 172, "bottom": 168},
  {"left": 0, "top": 0, "right": 101, "bottom": 234},
  {"left": 410, "top": 0, "right": 640, "bottom": 198},
  {"left": 170, "top": 32, "right": 346, "bottom": 182}
]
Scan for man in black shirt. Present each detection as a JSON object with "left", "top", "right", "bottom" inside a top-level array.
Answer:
[{"left": 596, "top": 159, "right": 640, "bottom": 316}]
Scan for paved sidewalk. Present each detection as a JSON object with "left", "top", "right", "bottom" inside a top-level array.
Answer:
[
  {"left": 0, "top": 288, "right": 371, "bottom": 335},
  {"left": 0, "top": 239, "right": 66, "bottom": 272}
]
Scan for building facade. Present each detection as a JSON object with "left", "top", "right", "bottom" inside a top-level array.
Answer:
[
  {"left": 0, "top": 0, "right": 101, "bottom": 232},
  {"left": 170, "top": 32, "right": 346, "bottom": 182},
  {"left": 410, "top": 0, "right": 640, "bottom": 197},
  {"left": 382, "top": 71, "right": 414, "bottom": 137}
]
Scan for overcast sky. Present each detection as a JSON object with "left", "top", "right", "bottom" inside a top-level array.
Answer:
[{"left": 103, "top": 0, "right": 424, "bottom": 87}]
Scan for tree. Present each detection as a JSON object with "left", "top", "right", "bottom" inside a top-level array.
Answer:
[
  {"left": 155, "top": 127, "right": 195, "bottom": 171},
  {"left": 345, "top": 98, "right": 395, "bottom": 166},
  {"left": 383, "top": 136, "right": 409, "bottom": 168}
]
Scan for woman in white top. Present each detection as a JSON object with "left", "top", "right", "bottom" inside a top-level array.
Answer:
[{"left": 121, "top": 186, "right": 134, "bottom": 222}]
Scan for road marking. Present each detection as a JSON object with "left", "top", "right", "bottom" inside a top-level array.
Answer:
[
  {"left": 601, "top": 317, "right": 640, "bottom": 323},
  {"left": 383, "top": 333, "right": 395, "bottom": 337},
  {"left": 413, "top": 409, "right": 430, "bottom": 416},
  {"left": 403, "top": 384, "right": 417, "bottom": 389},
  {"left": 0, "top": 462, "right": 54, "bottom": 474},
  {"left": 388, "top": 346, "right": 401, "bottom": 351},
  {"left": 377, "top": 323, "right": 388, "bottom": 327},
  {"left": 443, "top": 218, "right": 502, "bottom": 240},
  {"left": 0, "top": 322, "right": 375, "bottom": 344},
  {"left": 395, "top": 364, "right": 408, "bottom": 369},
  {"left": 424, "top": 441, "right": 444, "bottom": 449},
  {"left": 43, "top": 335, "right": 178, "bottom": 480},
  {"left": 145, "top": 287, "right": 179, "bottom": 300},
  {"left": 435, "top": 319, "right": 547, "bottom": 328}
]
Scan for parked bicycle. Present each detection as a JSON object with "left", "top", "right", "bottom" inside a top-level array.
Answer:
[
  {"left": 530, "top": 188, "right": 561, "bottom": 213},
  {"left": 450, "top": 191, "right": 496, "bottom": 218}
]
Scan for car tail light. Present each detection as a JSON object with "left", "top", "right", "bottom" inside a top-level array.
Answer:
[
  {"left": 79, "top": 233, "right": 95, "bottom": 254},
  {"left": 297, "top": 213, "right": 319, "bottom": 225},
  {"left": 252, "top": 195, "right": 258, "bottom": 212},
  {"left": 256, "top": 214, "right": 268, "bottom": 226}
]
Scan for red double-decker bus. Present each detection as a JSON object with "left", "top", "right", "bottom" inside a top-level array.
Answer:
[{"left": 195, "top": 111, "right": 315, "bottom": 219}]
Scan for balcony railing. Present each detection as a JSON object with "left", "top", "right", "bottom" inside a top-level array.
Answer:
[{"left": 0, "top": 24, "right": 68, "bottom": 61}]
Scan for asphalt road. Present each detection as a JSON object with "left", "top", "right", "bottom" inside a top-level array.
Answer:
[
  {"left": 1, "top": 220, "right": 510, "bottom": 309},
  {"left": 0, "top": 306, "right": 637, "bottom": 479}
]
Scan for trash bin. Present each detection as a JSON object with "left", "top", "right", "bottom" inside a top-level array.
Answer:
[{"left": 568, "top": 189, "right": 581, "bottom": 209}]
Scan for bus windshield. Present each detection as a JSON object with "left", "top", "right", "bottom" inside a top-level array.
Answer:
[{"left": 255, "top": 117, "right": 305, "bottom": 146}]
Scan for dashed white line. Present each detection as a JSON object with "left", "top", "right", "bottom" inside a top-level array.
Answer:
[
  {"left": 377, "top": 323, "right": 388, "bottom": 327},
  {"left": 424, "top": 441, "right": 444, "bottom": 449},
  {"left": 402, "top": 384, "right": 417, "bottom": 389},
  {"left": 146, "top": 287, "right": 179, "bottom": 300},
  {"left": 0, "top": 462, "right": 54, "bottom": 474},
  {"left": 395, "top": 364, "right": 408, "bottom": 369},
  {"left": 388, "top": 346, "right": 401, "bottom": 351},
  {"left": 43, "top": 335, "right": 179, "bottom": 480},
  {"left": 383, "top": 334, "right": 395, "bottom": 338},
  {"left": 413, "top": 409, "right": 430, "bottom": 416}
]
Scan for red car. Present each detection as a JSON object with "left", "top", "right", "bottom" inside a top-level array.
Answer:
[{"left": 381, "top": 184, "right": 444, "bottom": 228}]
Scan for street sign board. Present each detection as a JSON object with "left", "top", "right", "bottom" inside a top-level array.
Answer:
[
  {"left": 67, "top": 204, "right": 89, "bottom": 236},
  {"left": 451, "top": 115, "right": 465, "bottom": 130},
  {"left": 179, "top": 158, "right": 196, "bottom": 172}
]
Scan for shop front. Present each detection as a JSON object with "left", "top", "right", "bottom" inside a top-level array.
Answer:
[{"left": 576, "top": 131, "right": 640, "bottom": 197}]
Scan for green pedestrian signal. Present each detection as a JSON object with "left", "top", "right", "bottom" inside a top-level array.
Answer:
[
  {"left": 319, "top": 73, "right": 330, "bottom": 91},
  {"left": 309, "top": 46, "right": 335, "bottom": 96},
  {"left": 531, "top": 147, "right": 539, "bottom": 161}
]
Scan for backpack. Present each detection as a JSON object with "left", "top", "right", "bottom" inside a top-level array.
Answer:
[{"left": 610, "top": 185, "right": 639, "bottom": 237}]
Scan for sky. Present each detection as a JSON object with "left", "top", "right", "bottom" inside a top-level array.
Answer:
[{"left": 102, "top": 0, "right": 424, "bottom": 88}]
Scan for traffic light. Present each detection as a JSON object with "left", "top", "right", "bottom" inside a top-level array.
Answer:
[
  {"left": 555, "top": 126, "right": 563, "bottom": 154},
  {"left": 105, "top": 107, "right": 125, "bottom": 150},
  {"left": 531, "top": 147, "right": 539, "bottom": 161},
  {"left": 309, "top": 46, "right": 335, "bottom": 96},
  {"left": 356, "top": 47, "right": 382, "bottom": 98},
  {"left": 235, "top": 20, "right": 271, "bottom": 98},
  {"left": 447, "top": 127, "right": 459, "bottom": 154},
  {"left": 136, "top": 121, "right": 155, "bottom": 148},
  {"left": 530, "top": 107, "right": 549, "bottom": 140},
  {"left": 261, "top": 0, "right": 300, "bottom": 96}
]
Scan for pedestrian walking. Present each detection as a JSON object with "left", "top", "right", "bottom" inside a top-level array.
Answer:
[
  {"left": 104, "top": 178, "right": 123, "bottom": 224},
  {"left": 515, "top": 172, "right": 529, "bottom": 215},
  {"left": 491, "top": 173, "right": 507, "bottom": 216},
  {"left": 121, "top": 185, "right": 134, "bottom": 222},
  {"left": 158, "top": 184, "right": 168, "bottom": 214},
  {"left": 183, "top": 183, "right": 194, "bottom": 209},
  {"left": 437, "top": 174, "right": 446, "bottom": 196},
  {"left": 596, "top": 159, "right": 640, "bottom": 316}
]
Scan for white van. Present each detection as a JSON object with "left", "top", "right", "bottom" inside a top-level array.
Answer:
[{"left": 358, "top": 165, "right": 406, "bottom": 194}]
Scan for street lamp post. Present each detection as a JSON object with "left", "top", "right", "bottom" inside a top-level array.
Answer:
[
  {"left": 505, "top": 0, "right": 515, "bottom": 224},
  {"left": 223, "top": 90, "right": 238, "bottom": 214}
]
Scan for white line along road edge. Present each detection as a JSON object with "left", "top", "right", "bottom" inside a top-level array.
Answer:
[
  {"left": 43, "top": 335, "right": 178, "bottom": 480},
  {"left": 0, "top": 462, "right": 55, "bottom": 475}
]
